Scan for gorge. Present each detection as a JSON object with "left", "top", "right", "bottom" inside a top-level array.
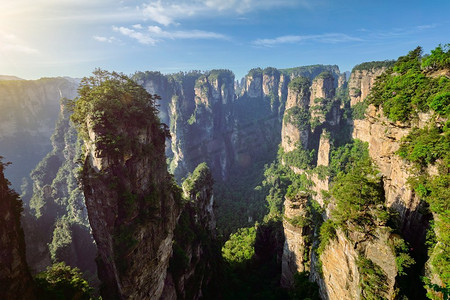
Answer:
[{"left": 0, "top": 45, "right": 448, "bottom": 299}]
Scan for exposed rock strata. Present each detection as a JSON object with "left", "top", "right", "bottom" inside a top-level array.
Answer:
[
  {"left": 348, "top": 67, "right": 386, "bottom": 106},
  {"left": 81, "top": 96, "right": 181, "bottom": 299},
  {"left": 352, "top": 105, "right": 430, "bottom": 247},
  {"left": 281, "top": 193, "right": 311, "bottom": 287}
]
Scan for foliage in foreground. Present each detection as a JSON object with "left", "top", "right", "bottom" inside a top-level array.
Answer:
[{"left": 35, "top": 262, "right": 94, "bottom": 300}]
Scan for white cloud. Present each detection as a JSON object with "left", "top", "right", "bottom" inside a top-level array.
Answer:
[
  {"left": 93, "top": 36, "right": 117, "bottom": 43},
  {"left": 113, "top": 25, "right": 228, "bottom": 45},
  {"left": 0, "top": 31, "right": 38, "bottom": 54},
  {"left": 113, "top": 26, "right": 157, "bottom": 45},
  {"left": 253, "top": 33, "right": 363, "bottom": 47},
  {"left": 147, "top": 25, "right": 228, "bottom": 40}
]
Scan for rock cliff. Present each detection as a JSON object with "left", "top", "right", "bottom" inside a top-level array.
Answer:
[
  {"left": 74, "top": 71, "right": 220, "bottom": 299},
  {"left": 162, "top": 163, "right": 218, "bottom": 299},
  {"left": 0, "top": 159, "right": 35, "bottom": 299},
  {"left": 134, "top": 65, "right": 341, "bottom": 182},
  {"left": 348, "top": 64, "right": 391, "bottom": 106},
  {"left": 279, "top": 63, "right": 409, "bottom": 300},
  {"left": 352, "top": 105, "right": 430, "bottom": 246},
  {"left": 281, "top": 192, "right": 312, "bottom": 287},
  {"left": 74, "top": 72, "right": 182, "bottom": 299}
]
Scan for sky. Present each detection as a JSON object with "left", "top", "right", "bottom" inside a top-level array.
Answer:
[{"left": 0, "top": 0, "right": 449, "bottom": 81}]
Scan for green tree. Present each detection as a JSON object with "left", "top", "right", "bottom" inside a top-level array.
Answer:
[
  {"left": 422, "top": 43, "right": 450, "bottom": 70},
  {"left": 70, "top": 69, "right": 165, "bottom": 158},
  {"left": 222, "top": 227, "right": 256, "bottom": 265},
  {"left": 35, "top": 262, "right": 94, "bottom": 300}
]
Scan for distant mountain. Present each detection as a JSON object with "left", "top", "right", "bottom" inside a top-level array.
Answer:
[
  {"left": 0, "top": 77, "right": 79, "bottom": 192},
  {"left": 0, "top": 75, "right": 24, "bottom": 81}
]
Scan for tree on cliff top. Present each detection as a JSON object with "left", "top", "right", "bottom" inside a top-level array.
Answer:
[{"left": 70, "top": 69, "right": 167, "bottom": 157}]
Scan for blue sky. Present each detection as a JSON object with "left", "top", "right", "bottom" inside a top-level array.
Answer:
[{"left": 1, "top": 0, "right": 449, "bottom": 80}]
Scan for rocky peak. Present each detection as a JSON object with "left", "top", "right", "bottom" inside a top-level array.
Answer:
[
  {"left": 244, "top": 68, "right": 263, "bottom": 98},
  {"left": 285, "top": 76, "right": 311, "bottom": 111},
  {"left": 74, "top": 71, "right": 182, "bottom": 299},
  {"left": 162, "top": 163, "right": 217, "bottom": 299},
  {"left": 281, "top": 76, "right": 312, "bottom": 152},
  {"left": 281, "top": 192, "right": 311, "bottom": 287},
  {"left": 348, "top": 65, "right": 389, "bottom": 106},
  {"left": 309, "top": 71, "right": 335, "bottom": 106},
  {"left": 262, "top": 68, "right": 281, "bottom": 97}
]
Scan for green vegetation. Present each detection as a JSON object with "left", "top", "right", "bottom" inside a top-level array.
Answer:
[
  {"left": 281, "top": 64, "right": 339, "bottom": 80},
  {"left": 290, "top": 272, "right": 320, "bottom": 300},
  {"left": 421, "top": 43, "right": 450, "bottom": 70},
  {"left": 317, "top": 71, "right": 334, "bottom": 80},
  {"left": 222, "top": 227, "right": 256, "bottom": 265},
  {"left": 368, "top": 46, "right": 450, "bottom": 122},
  {"left": 284, "top": 106, "right": 310, "bottom": 130},
  {"left": 247, "top": 67, "right": 263, "bottom": 78},
  {"left": 357, "top": 256, "right": 389, "bottom": 300},
  {"left": 0, "top": 157, "right": 24, "bottom": 227},
  {"left": 207, "top": 69, "right": 234, "bottom": 82},
  {"left": 24, "top": 98, "right": 97, "bottom": 277},
  {"left": 317, "top": 219, "right": 337, "bottom": 255},
  {"left": 360, "top": 45, "right": 450, "bottom": 296},
  {"left": 352, "top": 60, "right": 395, "bottom": 72},
  {"left": 397, "top": 126, "right": 449, "bottom": 168},
  {"left": 288, "top": 76, "right": 311, "bottom": 92},
  {"left": 35, "top": 262, "right": 94, "bottom": 300},
  {"left": 70, "top": 69, "right": 165, "bottom": 158},
  {"left": 397, "top": 125, "right": 450, "bottom": 291},
  {"left": 330, "top": 156, "right": 386, "bottom": 232},
  {"left": 169, "top": 165, "right": 220, "bottom": 299},
  {"left": 263, "top": 67, "right": 281, "bottom": 77},
  {"left": 280, "top": 145, "right": 315, "bottom": 170},
  {"left": 389, "top": 235, "right": 415, "bottom": 276},
  {"left": 310, "top": 97, "right": 335, "bottom": 128},
  {"left": 328, "top": 139, "right": 370, "bottom": 179},
  {"left": 286, "top": 214, "right": 310, "bottom": 228},
  {"left": 182, "top": 162, "right": 214, "bottom": 197},
  {"left": 351, "top": 100, "right": 369, "bottom": 119},
  {"left": 220, "top": 221, "right": 288, "bottom": 299},
  {"left": 260, "top": 162, "right": 293, "bottom": 219}
]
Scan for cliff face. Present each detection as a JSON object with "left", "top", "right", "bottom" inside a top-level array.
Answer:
[
  {"left": 0, "top": 160, "right": 35, "bottom": 299},
  {"left": 162, "top": 163, "right": 217, "bottom": 300},
  {"left": 134, "top": 65, "right": 341, "bottom": 182},
  {"left": 348, "top": 67, "right": 386, "bottom": 106},
  {"left": 281, "top": 77, "right": 311, "bottom": 152},
  {"left": 315, "top": 228, "right": 397, "bottom": 300},
  {"left": 279, "top": 65, "right": 406, "bottom": 300},
  {"left": 76, "top": 72, "right": 219, "bottom": 299},
  {"left": 352, "top": 105, "right": 430, "bottom": 246},
  {"left": 134, "top": 70, "right": 235, "bottom": 180},
  {"left": 73, "top": 73, "right": 182, "bottom": 299},
  {"left": 281, "top": 193, "right": 311, "bottom": 287},
  {"left": 0, "top": 78, "right": 79, "bottom": 190},
  {"left": 83, "top": 122, "right": 181, "bottom": 299}
]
